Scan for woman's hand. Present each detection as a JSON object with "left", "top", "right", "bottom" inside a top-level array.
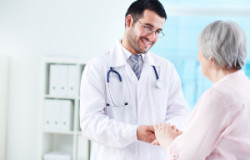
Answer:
[{"left": 153, "top": 123, "right": 182, "bottom": 152}]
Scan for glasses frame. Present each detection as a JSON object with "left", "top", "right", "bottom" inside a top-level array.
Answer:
[{"left": 134, "top": 18, "right": 165, "bottom": 38}]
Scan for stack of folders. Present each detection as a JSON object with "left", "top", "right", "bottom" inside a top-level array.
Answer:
[
  {"left": 49, "top": 64, "right": 77, "bottom": 97},
  {"left": 44, "top": 99, "right": 73, "bottom": 132},
  {"left": 44, "top": 151, "right": 71, "bottom": 160}
]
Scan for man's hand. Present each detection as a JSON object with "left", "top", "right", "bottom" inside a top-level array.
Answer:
[{"left": 137, "top": 125, "right": 156, "bottom": 143}]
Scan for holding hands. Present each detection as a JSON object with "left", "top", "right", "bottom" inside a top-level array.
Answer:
[
  {"left": 137, "top": 123, "right": 182, "bottom": 153},
  {"left": 153, "top": 123, "right": 182, "bottom": 152},
  {"left": 137, "top": 125, "right": 156, "bottom": 143}
]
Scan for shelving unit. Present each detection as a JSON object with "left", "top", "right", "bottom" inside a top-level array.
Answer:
[{"left": 38, "top": 58, "right": 90, "bottom": 160}]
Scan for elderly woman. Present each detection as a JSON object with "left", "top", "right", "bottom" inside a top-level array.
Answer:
[{"left": 154, "top": 20, "right": 250, "bottom": 159}]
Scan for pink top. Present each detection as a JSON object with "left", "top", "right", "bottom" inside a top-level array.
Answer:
[{"left": 167, "top": 71, "right": 250, "bottom": 160}]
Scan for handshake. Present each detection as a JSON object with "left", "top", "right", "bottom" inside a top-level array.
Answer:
[{"left": 137, "top": 124, "right": 183, "bottom": 152}]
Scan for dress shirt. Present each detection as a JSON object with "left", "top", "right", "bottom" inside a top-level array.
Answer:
[{"left": 120, "top": 42, "right": 145, "bottom": 72}]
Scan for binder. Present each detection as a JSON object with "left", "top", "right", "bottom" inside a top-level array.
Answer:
[
  {"left": 67, "top": 65, "right": 77, "bottom": 98},
  {"left": 53, "top": 100, "right": 61, "bottom": 131},
  {"left": 44, "top": 99, "right": 73, "bottom": 132},
  {"left": 44, "top": 100, "right": 55, "bottom": 131},
  {"left": 59, "top": 100, "right": 73, "bottom": 131},
  {"left": 50, "top": 64, "right": 77, "bottom": 98},
  {"left": 58, "top": 65, "right": 68, "bottom": 97},
  {"left": 49, "top": 65, "right": 59, "bottom": 96}
]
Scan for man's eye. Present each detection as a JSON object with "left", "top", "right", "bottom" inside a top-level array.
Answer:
[
  {"left": 155, "top": 30, "right": 161, "bottom": 34},
  {"left": 144, "top": 26, "right": 152, "bottom": 31}
]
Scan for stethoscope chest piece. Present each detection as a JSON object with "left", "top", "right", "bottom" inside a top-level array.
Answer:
[
  {"left": 155, "top": 80, "right": 164, "bottom": 89},
  {"left": 152, "top": 66, "right": 163, "bottom": 89}
]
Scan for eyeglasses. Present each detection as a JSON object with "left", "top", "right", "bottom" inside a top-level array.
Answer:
[{"left": 136, "top": 20, "right": 164, "bottom": 38}]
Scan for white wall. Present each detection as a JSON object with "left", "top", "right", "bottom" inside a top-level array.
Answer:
[
  {"left": 0, "top": 56, "right": 9, "bottom": 160},
  {"left": 0, "top": 0, "right": 134, "bottom": 160}
]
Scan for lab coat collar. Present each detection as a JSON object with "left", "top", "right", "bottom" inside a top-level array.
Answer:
[
  {"left": 144, "top": 52, "right": 158, "bottom": 67},
  {"left": 108, "top": 40, "right": 127, "bottom": 67},
  {"left": 121, "top": 44, "right": 146, "bottom": 62},
  {"left": 108, "top": 40, "right": 158, "bottom": 68}
]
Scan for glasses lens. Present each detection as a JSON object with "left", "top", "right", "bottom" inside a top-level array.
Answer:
[{"left": 159, "top": 31, "right": 164, "bottom": 38}]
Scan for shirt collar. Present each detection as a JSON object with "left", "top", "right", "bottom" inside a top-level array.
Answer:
[
  {"left": 120, "top": 42, "right": 145, "bottom": 61},
  {"left": 108, "top": 40, "right": 158, "bottom": 67},
  {"left": 214, "top": 70, "right": 244, "bottom": 86}
]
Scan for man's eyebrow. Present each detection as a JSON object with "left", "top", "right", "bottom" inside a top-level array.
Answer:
[
  {"left": 144, "top": 23, "right": 163, "bottom": 31},
  {"left": 144, "top": 23, "right": 154, "bottom": 27}
]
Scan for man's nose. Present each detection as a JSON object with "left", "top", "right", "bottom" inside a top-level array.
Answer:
[{"left": 146, "top": 31, "right": 157, "bottom": 41}]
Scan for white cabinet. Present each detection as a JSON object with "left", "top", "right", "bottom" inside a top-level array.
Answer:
[{"left": 38, "top": 58, "right": 90, "bottom": 160}]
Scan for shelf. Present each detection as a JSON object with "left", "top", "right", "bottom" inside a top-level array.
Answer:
[
  {"left": 42, "top": 57, "right": 88, "bottom": 65},
  {"left": 39, "top": 58, "right": 89, "bottom": 160},
  {"left": 76, "top": 131, "right": 82, "bottom": 135},
  {"left": 43, "top": 131, "right": 75, "bottom": 135},
  {"left": 44, "top": 95, "right": 76, "bottom": 100},
  {"left": 42, "top": 131, "right": 82, "bottom": 136}
]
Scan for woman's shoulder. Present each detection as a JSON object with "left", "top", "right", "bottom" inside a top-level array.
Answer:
[{"left": 198, "top": 81, "right": 245, "bottom": 113}]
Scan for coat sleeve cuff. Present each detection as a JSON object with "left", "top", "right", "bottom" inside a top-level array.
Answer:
[{"left": 130, "top": 125, "right": 138, "bottom": 141}]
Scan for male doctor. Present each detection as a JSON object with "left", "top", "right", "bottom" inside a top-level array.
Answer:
[{"left": 80, "top": 0, "right": 190, "bottom": 160}]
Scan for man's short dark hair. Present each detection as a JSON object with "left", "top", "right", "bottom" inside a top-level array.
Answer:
[{"left": 125, "top": 0, "right": 167, "bottom": 24}]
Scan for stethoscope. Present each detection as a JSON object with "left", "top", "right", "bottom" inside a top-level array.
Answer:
[{"left": 106, "top": 66, "right": 163, "bottom": 107}]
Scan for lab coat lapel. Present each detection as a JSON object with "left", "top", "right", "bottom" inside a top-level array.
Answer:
[
  {"left": 108, "top": 41, "right": 127, "bottom": 68},
  {"left": 143, "top": 52, "right": 158, "bottom": 67},
  {"left": 107, "top": 41, "right": 162, "bottom": 83},
  {"left": 139, "top": 52, "right": 160, "bottom": 81},
  {"left": 108, "top": 40, "right": 138, "bottom": 83}
]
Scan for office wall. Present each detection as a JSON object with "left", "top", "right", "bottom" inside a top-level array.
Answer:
[
  {"left": 0, "top": 0, "right": 134, "bottom": 160},
  {"left": 0, "top": 56, "right": 9, "bottom": 160}
]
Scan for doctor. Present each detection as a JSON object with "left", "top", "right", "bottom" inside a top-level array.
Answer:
[{"left": 80, "top": 0, "right": 190, "bottom": 160}]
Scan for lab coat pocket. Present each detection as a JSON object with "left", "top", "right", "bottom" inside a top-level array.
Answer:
[
  {"left": 105, "top": 87, "right": 129, "bottom": 122},
  {"left": 151, "top": 79, "right": 168, "bottom": 120},
  {"left": 106, "top": 105, "right": 128, "bottom": 122},
  {"left": 105, "top": 96, "right": 133, "bottom": 123},
  {"left": 105, "top": 69, "right": 130, "bottom": 107},
  {"left": 105, "top": 70, "right": 131, "bottom": 122}
]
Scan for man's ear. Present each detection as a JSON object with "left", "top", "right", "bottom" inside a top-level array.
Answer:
[{"left": 125, "top": 14, "right": 134, "bottom": 28}]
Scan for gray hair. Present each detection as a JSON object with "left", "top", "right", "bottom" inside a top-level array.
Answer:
[{"left": 199, "top": 20, "right": 247, "bottom": 70}]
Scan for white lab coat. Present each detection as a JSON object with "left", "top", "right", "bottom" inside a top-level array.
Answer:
[{"left": 80, "top": 40, "right": 190, "bottom": 160}]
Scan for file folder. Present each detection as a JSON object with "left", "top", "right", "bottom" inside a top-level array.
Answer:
[
  {"left": 60, "top": 100, "right": 73, "bottom": 131},
  {"left": 67, "top": 65, "right": 77, "bottom": 98}
]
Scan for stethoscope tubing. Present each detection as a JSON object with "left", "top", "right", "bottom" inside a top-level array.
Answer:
[
  {"left": 106, "top": 65, "right": 161, "bottom": 107},
  {"left": 107, "top": 67, "right": 122, "bottom": 82},
  {"left": 107, "top": 66, "right": 159, "bottom": 83},
  {"left": 152, "top": 66, "right": 159, "bottom": 80}
]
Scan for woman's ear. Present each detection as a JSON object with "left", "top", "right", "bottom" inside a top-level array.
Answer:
[{"left": 209, "top": 57, "right": 216, "bottom": 69}]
